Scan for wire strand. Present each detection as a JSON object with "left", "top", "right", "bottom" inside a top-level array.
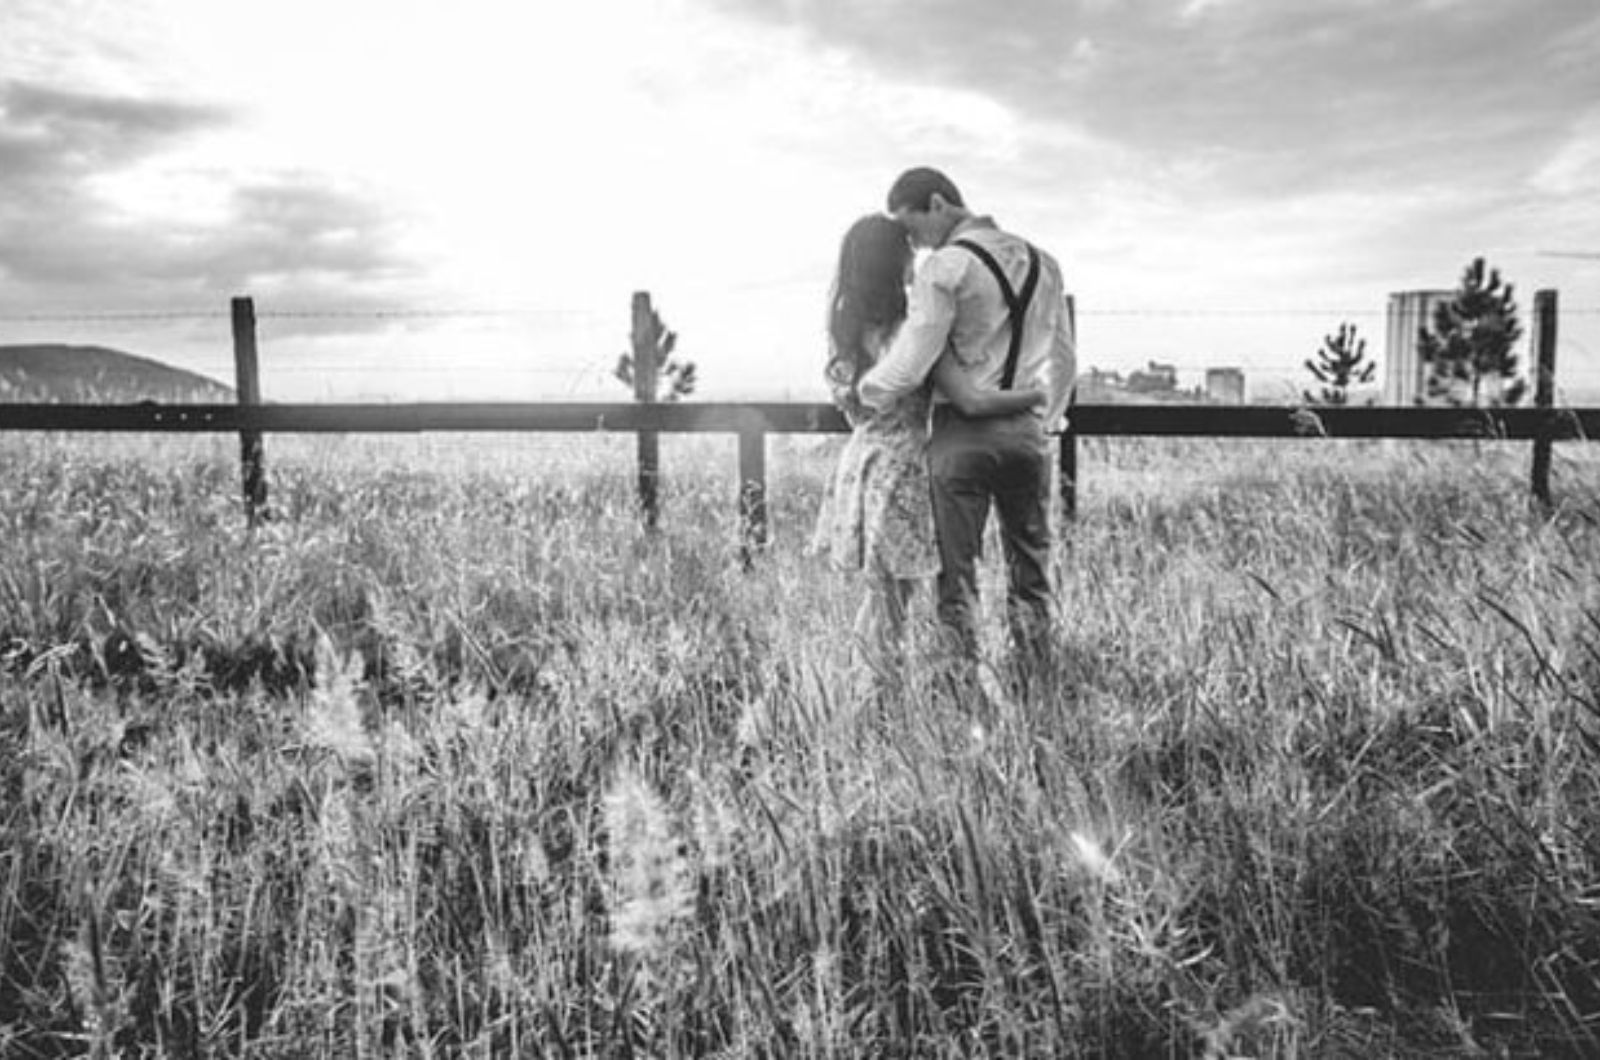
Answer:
[{"left": 5, "top": 305, "right": 1599, "bottom": 323}]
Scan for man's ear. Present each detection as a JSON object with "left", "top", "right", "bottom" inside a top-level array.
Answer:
[{"left": 928, "top": 192, "right": 951, "bottom": 213}]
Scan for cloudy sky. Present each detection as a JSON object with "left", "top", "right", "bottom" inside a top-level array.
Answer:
[{"left": 3, "top": 0, "right": 1598, "bottom": 401}]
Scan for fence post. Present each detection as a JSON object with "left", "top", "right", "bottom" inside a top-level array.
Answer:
[
  {"left": 738, "top": 423, "right": 767, "bottom": 568},
  {"left": 1059, "top": 429, "right": 1077, "bottom": 524},
  {"left": 231, "top": 296, "right": 267, "bottom": 526},
  {"left": 632, "top": 291, "right": 660, "bottom": 530},
  {"left": 1531, "top": 288, "right": 1558, "bottom": 506},
  {"left": 1059, "top": 294, "right": 1078, "bottom": 523}
]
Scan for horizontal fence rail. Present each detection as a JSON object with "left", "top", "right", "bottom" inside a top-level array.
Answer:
[
  {"left": 4, "top": 402, "right": 1597, "bottom": 552},
  {"left": 2, "top": 287, "right": 1590, "bottom": 548},
  {"left": 0, "top": 402, "right": 846, "bottom": 434},
  {"left": 3, "top": 401, "right": 1598, "bottom": 439},
  {"left": 1072, "top": 404, "right": 1600, "bottom": 440}
]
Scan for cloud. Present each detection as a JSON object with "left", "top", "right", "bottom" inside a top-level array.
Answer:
[
  {"left": 707, "top": 0, "right": 1600, "bottom": 200},
  {"left": 0, "top": 80, "right": 224, "bottom": 203},
  {"left": 2, "top": 80, "right": 227, "bottom": 146},
  {"left": 0, "top": 81, "right": 222, "bottom": 284},
  {"left": 1531, "top": 107, "right": 1600, "bottom": 199},
  {"left": 0, "top": 79, "right": 422, "bottom": 321},
  {"left": 189, "top": 181, "right": 418, "bottom": 295}
]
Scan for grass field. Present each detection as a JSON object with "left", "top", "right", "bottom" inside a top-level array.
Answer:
[{"left": 2, "top": 430, "right": 1599, "bottom": 1057}]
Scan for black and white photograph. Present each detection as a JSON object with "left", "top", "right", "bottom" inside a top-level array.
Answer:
[{"left": 3, "top": 1, "right": 1599, "bottom": 1055}]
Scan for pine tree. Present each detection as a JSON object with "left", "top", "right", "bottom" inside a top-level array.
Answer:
[
  {"left": 614, "top": 306, "right": 697, "bottom": 402},
  {"left": 1303, "top": 322, "right": 1375, "bottom": 405},
  {"left": 1419, "top": 257, "right": 1526, "bottom": 407}
]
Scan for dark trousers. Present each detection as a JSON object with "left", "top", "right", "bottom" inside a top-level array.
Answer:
[{"left": 929, "top": 408, "right": 1054, "bottom": 672}]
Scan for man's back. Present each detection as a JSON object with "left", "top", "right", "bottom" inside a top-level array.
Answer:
[
  {"left": 938, "top": 221, "right": 1072, "bottom": 420},
  {"left": 862, "top": 216, "right": 1075, "bottom": 428}
]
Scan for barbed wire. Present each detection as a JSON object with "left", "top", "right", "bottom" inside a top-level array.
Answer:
[
  {"left": 1084, "top": 307, "right": 1600, "bottom": 317},
  {"left": 6, "top": 305, "right": 1600, "bottom": 324},
  {"left": 258, "top": 307, "right": 606, "bottom": 321},
  {"left": 0, "top": 307, "right": 613, "bottom": 323},
  {"left": 262, "top": 365, "right": 616, "bottom": 377},
  {"left": 0, "top": 310, "right": 230, "bottom": 322},
  {"left": 1086, "top": 308, "right": 1383, "bottom": 317}
]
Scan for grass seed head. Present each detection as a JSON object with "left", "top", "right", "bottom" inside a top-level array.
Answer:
[
  {"left": 1070, "top": 830, "right": 1123, "bottom": 885},
  {"left": 303, "top": 636, "right": 375, "bottom": 768},
  {"left": 603, "top": 764, "right": 692, "bottom": 958}
]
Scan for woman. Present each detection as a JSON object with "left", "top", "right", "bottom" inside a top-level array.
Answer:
[{"left": 812, "top": 214, "right": 1043, "bottom": 686}]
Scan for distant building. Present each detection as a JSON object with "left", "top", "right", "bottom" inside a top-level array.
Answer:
[
  {"left": 1205, "top": 367, "right": 1245, "bottom": 404},
  {"left": 1385, "top": 290, "right": 1452, "bottom": 405},
  {"left": 1078, "top": 366, "right": 1126, "bottom": 403},
  {"left": 1127, "top": 361, "right": 1178, "bottom": 394},
  {"left": 1080, "top": 362, "right": 1208, "bottom": 404}
]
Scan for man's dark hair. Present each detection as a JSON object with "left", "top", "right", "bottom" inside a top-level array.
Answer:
[{"left": 886, "top": 167, "right": 964, "bottom": 213}]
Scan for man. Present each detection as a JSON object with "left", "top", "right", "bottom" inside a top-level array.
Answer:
[{"left": 858, "top": 167, "right": 1076, "bottom": 685}]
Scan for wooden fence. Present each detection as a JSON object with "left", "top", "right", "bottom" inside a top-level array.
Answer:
[{"left": 2, "top": 291, "right": 1596, "bottom": 551}]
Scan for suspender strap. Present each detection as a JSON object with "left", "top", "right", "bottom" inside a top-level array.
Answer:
[{"left": 953, "top": 238, "right": 1041, "bottom": 390}]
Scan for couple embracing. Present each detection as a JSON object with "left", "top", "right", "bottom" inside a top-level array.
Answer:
[{"left": 813, "top": 167, "right": 1077, "bottom": 705}]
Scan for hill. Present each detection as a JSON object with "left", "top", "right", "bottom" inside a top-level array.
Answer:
[{"left": 0, "top": 345, "right": 234, "bottom": 404}]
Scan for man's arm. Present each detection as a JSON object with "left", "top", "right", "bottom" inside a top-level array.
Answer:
[
  {"left": 1042, "top": 295, "right": 1077, "bottom": 431},
  {"left": 858, "top": 257, "right": 960, "bottom": 410},
  {"left": 934, "top": 352, "right": 1044, "bottom": 417}
]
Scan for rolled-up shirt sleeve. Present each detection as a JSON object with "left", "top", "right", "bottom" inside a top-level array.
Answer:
[
  {"left": 859, "top": 260, "right": 958, "bottom": 410},
  {"left": 1043, "top": 299, "right": 1077, "bottom": 431}
]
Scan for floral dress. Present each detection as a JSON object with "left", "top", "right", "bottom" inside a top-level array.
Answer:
[{"left": 810, "top": 328, "right": 939, "bottom": 579}]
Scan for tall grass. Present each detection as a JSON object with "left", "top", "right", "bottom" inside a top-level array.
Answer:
[{"left": 2, "top": 430, "right": 1598, "bottom": 1056}]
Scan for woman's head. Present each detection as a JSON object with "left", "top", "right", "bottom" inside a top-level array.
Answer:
[{"left": 827, "top": 214, "right": 913, "bottom": 388}]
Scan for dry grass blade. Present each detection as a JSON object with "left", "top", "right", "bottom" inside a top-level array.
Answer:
[{"left": 2, "top": 433, "right": 1598, "bottom": 1055}]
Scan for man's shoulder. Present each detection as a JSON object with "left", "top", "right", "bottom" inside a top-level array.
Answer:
[
  {"left": 994, "top": 229, "right": 1065, "bottom": 287},
  {"left": 920, "top": 243, "right": 977, "bottom": 287},
  {"left": 930, "top": 224, "right": 1006, "bottom": 276},
  {"left": 942, "top": 226, "right": 1064, "bottom": 288}
]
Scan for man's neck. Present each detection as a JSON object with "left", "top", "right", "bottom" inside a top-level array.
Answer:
[{"left": 938, "top": 212, "right": 991, "bottom": 247}]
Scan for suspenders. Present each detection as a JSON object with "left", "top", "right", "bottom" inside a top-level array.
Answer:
[{"left": 952, "top": 238, "right": 1041, "bottom": 390}]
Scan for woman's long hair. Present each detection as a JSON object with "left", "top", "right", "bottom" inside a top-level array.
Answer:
[{"left": 826, "top": 215, "right": 913, "bottom": 394}]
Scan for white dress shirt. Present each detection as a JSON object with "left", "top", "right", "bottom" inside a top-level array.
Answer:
[{"left": 858, "top": 216, "right": 1076, "bottom": 431}]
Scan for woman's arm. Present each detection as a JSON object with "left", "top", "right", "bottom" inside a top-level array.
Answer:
[
  {"left": 830, "top": 378, "right": 868, "bottom": 426},
  {"left": 933, "top": 351, "right": 1045, "bottom": 417}
]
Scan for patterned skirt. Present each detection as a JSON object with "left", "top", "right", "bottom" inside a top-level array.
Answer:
[{"left": 811, "top": 426, "right": 939, "bottom": 579}]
